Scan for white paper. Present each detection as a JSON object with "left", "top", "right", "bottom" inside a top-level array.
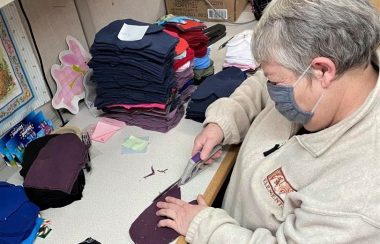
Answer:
[{"left": 117, "top": 23, "right": 149, "bottom": 41}]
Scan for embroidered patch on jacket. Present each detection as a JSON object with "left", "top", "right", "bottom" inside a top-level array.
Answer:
[{"left": 263, "top": 167, "right": 296, "bottom": 207}]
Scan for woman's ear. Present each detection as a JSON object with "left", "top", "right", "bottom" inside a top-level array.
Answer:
[{"left": 310, "top": 57, "right": 336, "bottom": 88}]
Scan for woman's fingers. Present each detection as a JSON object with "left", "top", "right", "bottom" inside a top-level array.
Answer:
[
  {"left": 156, "top": 197, "right": 208, "bottom": 236},
  {"left": 156, "top": 208, "right": 176, "bottom": 219},
  {"left": 205, "top": 149, "right": 222, "bottom": 164},
  {"left": 200, "top": 141, "right": 216, "bottom": 160},
  {"left": 192, "top": 138, "right": 204, "bottom": 156},
  {"left": 157, "top": 218, "right": 176, "bottom": 229},
  {"left": 165, "top": 196, "right": 186, "bottom": 205},
  {"left": 197, "top": 195, "right": 208, "bottom": 206}
]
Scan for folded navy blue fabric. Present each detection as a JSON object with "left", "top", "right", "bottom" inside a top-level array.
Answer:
[
  {"left": 90, "top": 61, "right": 173, "bottom": 84},
  {"left": 186, "top": 67, "right": 247, "bottom": 122},
  {"left": 95, "top": 77, "right": 175, "bottom": 95},
  {"left": 89, "top": 18, "right": 189, "bottom": 132},
  {"left": 90, "top": 55, "right": 173, "bottom": 79},
  {"left": 95, "top": 86, "right": 174, "bottom": 107},
  {"left": 92, "top": 19, "right": 178, "bottom": 59},
  {"left": 91, "top": 45, "right": 171, "bottom": 64}
]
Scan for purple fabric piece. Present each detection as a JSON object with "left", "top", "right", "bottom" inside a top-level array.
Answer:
[
  {"left": 104, "top": 105, "right": 185, "bottom": 133},
  {"left": 180, "top": 85, "right": 197, "bottom": 104},
  {"left": 23, "top": 134, "right": 86, "bottom": 193},
  {"left": 104, "top": 104, "right": 171, "bottom": 118},
  {"left": 129, "top": 185, "right": 197, "bottom": 244},
  {"left": 175, "top": 65, "right": 194, "bottom": 89},
  {"left": 179, "top": 79, "right": 193, "bottom": 94}
]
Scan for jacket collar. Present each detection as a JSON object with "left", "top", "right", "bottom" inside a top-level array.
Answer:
[{"left": 295, "top": 49, "right": 380, "bottom": 157}]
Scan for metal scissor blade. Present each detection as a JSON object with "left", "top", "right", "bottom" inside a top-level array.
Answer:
[
  {"left": 152, "top": 179, "right": 180, "bottom": 202},
  {"left": 179, "top": 144, "right": 223, "bottom": 185},
  {"left": 153, "top": 144, "right": 223, "bottom": 202}
]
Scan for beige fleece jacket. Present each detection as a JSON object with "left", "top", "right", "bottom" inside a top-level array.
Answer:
[{"left": 185, "top": 52, "right": 380, "bottom": 243}]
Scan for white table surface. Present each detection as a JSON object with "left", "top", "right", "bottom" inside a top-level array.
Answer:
[{"left": 8, "top": 107, "right": 226, "bottom": 244}]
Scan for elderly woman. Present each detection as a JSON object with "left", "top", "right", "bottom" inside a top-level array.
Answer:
[{"left": 157, "top": 0, "right": 380, "bottom": 243}]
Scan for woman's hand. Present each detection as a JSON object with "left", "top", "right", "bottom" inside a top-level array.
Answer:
[
  {"left": 193, "top": 123, "right": 224, "bottom": 163},
  {"left": 156, "top": 195, "right": 208, "bottom": 236}
]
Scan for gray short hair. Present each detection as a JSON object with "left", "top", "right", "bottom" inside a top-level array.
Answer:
[{"left": 252, "top": 0, "right": 380, "bottom": 76}]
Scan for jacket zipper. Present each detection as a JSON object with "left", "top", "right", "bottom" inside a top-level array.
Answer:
[
  {"left": 263, "top": 141, "right": 286, "bottom": 157},
  {"left": 262, "top": 123, "right": 294, "bottom": 157}
]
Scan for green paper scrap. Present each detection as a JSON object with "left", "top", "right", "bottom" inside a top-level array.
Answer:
[{"left": 122, "top": 135, "right": 149, "bottom": 152}]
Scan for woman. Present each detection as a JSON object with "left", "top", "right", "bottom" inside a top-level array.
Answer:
[{"left": 157, "top": 0, "right": 380, "bottom": 243}]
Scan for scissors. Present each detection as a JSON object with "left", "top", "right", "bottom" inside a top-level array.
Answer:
[{"left": 153, "top": 144, "right": 223, "bottom": 201}]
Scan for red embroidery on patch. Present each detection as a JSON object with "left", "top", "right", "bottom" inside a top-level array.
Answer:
[{"left": 263, "top": 168, "right": 296, "bottom": 207}]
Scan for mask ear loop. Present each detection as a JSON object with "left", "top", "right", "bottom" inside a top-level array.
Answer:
[
  {"left": 302, "top": 63, "right": 323, "bottom": 114},
  {"left": 292, "top": 64, "right": 312, "bottom": 87},
  {"left": 293, "top": 63, "right": 323, "bottom": 114},
  {"left": 311, "top": 92, "right": 324, "bottom": 113}
]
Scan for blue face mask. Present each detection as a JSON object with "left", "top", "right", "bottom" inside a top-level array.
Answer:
[{"left": 266, "top": 65, "right": 323, "bottom": 124}]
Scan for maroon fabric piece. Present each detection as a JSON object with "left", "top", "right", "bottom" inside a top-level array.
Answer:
[
  {"left": 104, "top": 105, "right": 185, "bottom": 133},
  {"left": 164, "top": 20, "right": 206, "bottom": 32},
  {"left": 129, "top": 185, "right": 197, "bottom": 244},
  {"left": 164, "top": 26, "right": 208, "bottom": 58},
  {"left": 175, "top": 65, "right": 194, "bottom": 89},
  {"left": 23, "top": 133, "right": 86, "bottom": 193}
]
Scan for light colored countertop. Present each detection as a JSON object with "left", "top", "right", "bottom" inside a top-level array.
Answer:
[
  {"left": 7, "top": 106, "right": 238, "bottom": 243},
  {"left": 0, "top": 0, "right": 13, "bottom": 9}
]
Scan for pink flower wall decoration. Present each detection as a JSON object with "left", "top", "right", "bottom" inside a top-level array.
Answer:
[{"left": 51, "top": 35, "right": 91, "bottom": 114}]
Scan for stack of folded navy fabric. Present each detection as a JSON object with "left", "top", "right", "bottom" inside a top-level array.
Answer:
[
  {"left": 186, "top": 67, "right": 247, "bottom": 122},
  {"left": 89, "top": 19, "right": 188, "bottom": 133}
]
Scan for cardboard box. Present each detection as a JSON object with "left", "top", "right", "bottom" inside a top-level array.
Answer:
[{"left": 165, "top": 0, "right": 248, "bottom": 22}]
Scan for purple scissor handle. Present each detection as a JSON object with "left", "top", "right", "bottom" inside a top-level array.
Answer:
[{"left": 179, "top": 144, "right": 223, "bottom": 185}]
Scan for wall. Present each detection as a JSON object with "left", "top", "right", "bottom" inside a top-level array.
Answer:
[
  {"left": 18, "top": 0, "right": 88, "bottom": 124},
  {"left": 77, "top": 0, "right": 166, "bottom": 47},
  {"left": 17, "top": 0, "right": 166, "bottom": 124}
]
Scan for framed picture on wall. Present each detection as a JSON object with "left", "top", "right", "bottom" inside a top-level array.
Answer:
[{"left": 0, "top": 3, "right": 50, "bottom": 136}]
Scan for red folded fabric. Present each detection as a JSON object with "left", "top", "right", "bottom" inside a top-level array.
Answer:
[
  {"left": 165, "top": 26, "right": 208, "bottom": 58},
  {"left": 163, "top": 29, "right": 189, "bottom": 55},
  {"left": 173, "top": 47, "right": 195, "bottom": 70},
  {"left": 165, "top": 20, "right": 206, "bottom": 32}
]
